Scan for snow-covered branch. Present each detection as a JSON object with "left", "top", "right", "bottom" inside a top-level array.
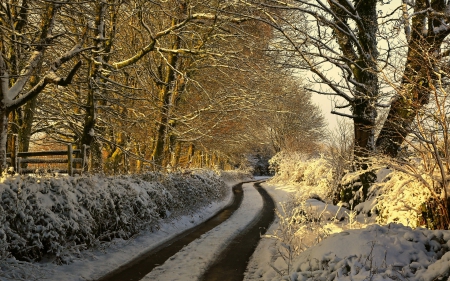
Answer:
[{"left": 8, "top": 61, "right": 82, "bottom": 110}]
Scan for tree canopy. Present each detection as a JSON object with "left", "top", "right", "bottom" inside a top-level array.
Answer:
[{"left": 0, "top": 0, "right": 325, "bottom": 174}]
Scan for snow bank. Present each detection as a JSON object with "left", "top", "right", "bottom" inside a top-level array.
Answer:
[
  {"left": 291, "top": 223, "right": 450, "bottom": 281},
  {"left": 257, "top": 154, "right": 450, "bottom": 281},
  {"left": 0, "top": 170, "right": 229, "bottom": 264}
]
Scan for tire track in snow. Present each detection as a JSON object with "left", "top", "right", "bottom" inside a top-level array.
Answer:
[
  {"left": 200, "top": 182, "right": 276, "bottom": 281},
  {"left": 140, "top": 182, "right": 264, "bottom": 281},
  {"left": 97, "top": 182, "right": 249, "bottom": 281}
]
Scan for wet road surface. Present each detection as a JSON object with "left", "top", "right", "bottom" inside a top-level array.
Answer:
[
  {"left": 97, "top": 182, "right": 247, "bottom": 281},
  {"left": 200, "top": 182, "right": 275, "bottom": 281}
]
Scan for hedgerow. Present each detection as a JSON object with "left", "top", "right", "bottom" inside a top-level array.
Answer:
[{"left": 0, "top": 170, "right": 229, "bottom": 263}]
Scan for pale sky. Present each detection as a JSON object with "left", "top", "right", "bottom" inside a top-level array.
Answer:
[{"left": 311, "top": 93, "right": 341, "bottom": 131}]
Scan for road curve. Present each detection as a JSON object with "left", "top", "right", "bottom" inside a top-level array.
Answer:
[
  {"left": 97, "top": 182, "right": 248, "bottom": 281},
  {"left": 200, "top": 182, "right": 276, "bottom": 281}
]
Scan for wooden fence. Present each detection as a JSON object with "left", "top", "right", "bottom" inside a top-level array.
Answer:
[{"left": 6, "top": 137, "right": 88, "bottom": 176}]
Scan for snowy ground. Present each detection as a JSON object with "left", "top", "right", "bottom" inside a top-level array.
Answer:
[
  {"left": 2, "top": 176, "right": 450, "bottom": 281},
  {"left": 245, "top": 182, "right": 450, "bottom": 281}
]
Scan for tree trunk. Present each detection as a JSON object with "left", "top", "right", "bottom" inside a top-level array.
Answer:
[
  {"left": 80, "top": 1, "right": 108, "bottom": 173},
  {"left": 105, "top": 131, "right": 126, "bottom": 174},
  {"left": 171, "top": 141, "right": 182, "bottom": 168},
  {"left": 187, "top": 143, "right": 195, "bottom": 168},
  {"left": 151, "top": 24, "right": 181, "bottom": 169},
  {"left": 17, "top": 96, "right": 37, "bottom": 154},
  {"left": 376, "top": 0, "right": 444, "bottom": 157},
  {"left": 80, "top": 78, "right": 102, "bottom": 171},
  {"left": 0, "top": 107, "right": 9, "bottom": 172},
  {"left": 376, "top": 51, "right": 436, "bottom": 157}
]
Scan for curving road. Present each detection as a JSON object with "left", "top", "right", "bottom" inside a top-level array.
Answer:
[
  {"left": 200, "top": 182, "right": 276, "bottom": 281},
  {"left": 97, "top": 181, "right": 275, "bottom": 281}
]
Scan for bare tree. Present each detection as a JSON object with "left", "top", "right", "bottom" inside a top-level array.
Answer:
[
  {"left": 263, "top": 80, "right": 325, "bottom": 154},
  {"left": 0, "top": 1, "right": 89, "bottom": 171},
  {"left": 240, "top": 0, "right": 450, "bottom": 159}
]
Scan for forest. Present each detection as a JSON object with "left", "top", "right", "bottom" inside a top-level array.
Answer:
[
  {"left": 0, "top": 0, "right": 326, "bottom": 175},
  {"left": 0, "top": 0, "right": 450, "bottom": 223},
  {"left": 2, "top": 0, "right": 450, "bottom": 279},
  {"left": 2, "top": 0, "right": 450, "bottom": 228}
]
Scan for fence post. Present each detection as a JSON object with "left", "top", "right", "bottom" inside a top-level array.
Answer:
[
  {"left": 68, "top": 144, "right": 73, "bottom": 176},
  {"left": 17, "top": 157, "right": 22, "bottom": 174}
]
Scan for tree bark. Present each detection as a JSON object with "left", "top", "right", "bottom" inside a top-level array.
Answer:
[
  {"left": 0, "top": 107, "right": 9, "bottom": 171},
  {"left": 151, "top": 17, "right": 183, "bottom": 169},
  {"left": 80, "top": 1, "right": 109, "bottom": 172},
  {"left": 376, "top": 0, "right": 448, "bottom": 157}
]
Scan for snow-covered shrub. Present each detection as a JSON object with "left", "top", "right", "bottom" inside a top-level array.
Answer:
[
  {"left": 265, "top": 194, "right": 348, "bottom": 278},
  {"left": 269, "top": 152, "right": 334, "bottom": 202},
  {"left": 288, "top": 224, "right": 450, "bottom": 281},
  {"left": 0, "top": 205, "right": 7, "bottom": 259},
  {"left": 0, "top": 170, "right": 229, "bottom": 263},
  {"left": 269, "top": 151, "right": 307, "bottom": 183},
  {"left": 345, "top": 160, "right": 439, "bottom": 229},
  {"left": 343, "top": 156, "right": 445, "bottom": 229},
  {"left": 373, "top": 170, "right": 432, "bottom": 228}
]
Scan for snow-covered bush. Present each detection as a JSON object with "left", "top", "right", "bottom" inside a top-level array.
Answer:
[
  {"left": 288, "top": 224, "right": 450, "bottom": 281},
  {"left": 0, "top": 170, "right": 229, "bottom": 263},
  {"left": 0, "top": 205, "right": 7, "bottom": 259},
  {"left": 374, "top": 170, "right": 432, "bottom": 228},
  {"left": 348, "top": 160, "right": 441, "bottom": 229},
  {"left": 269, "top": 152, "right": 334, "bottom": 202},
  {"left": 265, "top": 193, "right": 349, "bottom": 278},
  {"left": 268, "top": 151, "right": 306, "bottom": 183}
]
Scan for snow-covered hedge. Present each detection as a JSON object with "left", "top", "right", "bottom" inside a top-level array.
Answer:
[
  {"left": 216, "top": 169, "right": 253, "bottom": 184},
  {"left": 0, "top": 170, "right": 229, "bottom": 263}
]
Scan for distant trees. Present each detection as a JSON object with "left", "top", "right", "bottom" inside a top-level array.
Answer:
[{"left": 263, "top": 80, "right": 325, "bottom": 154}]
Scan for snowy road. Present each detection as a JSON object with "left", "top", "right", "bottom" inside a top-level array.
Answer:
[
  {"left": 37, "top": 179, "right": 278, "bottom": 281},
  {"left": 141, "top": 182, "right": 264, "bottom": 281},
  {"left": 99, "top": 182, "right": 248, "bottom": 281},
  {"left": 200, "top": 182, "right": 276, "bottom": 281}
]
